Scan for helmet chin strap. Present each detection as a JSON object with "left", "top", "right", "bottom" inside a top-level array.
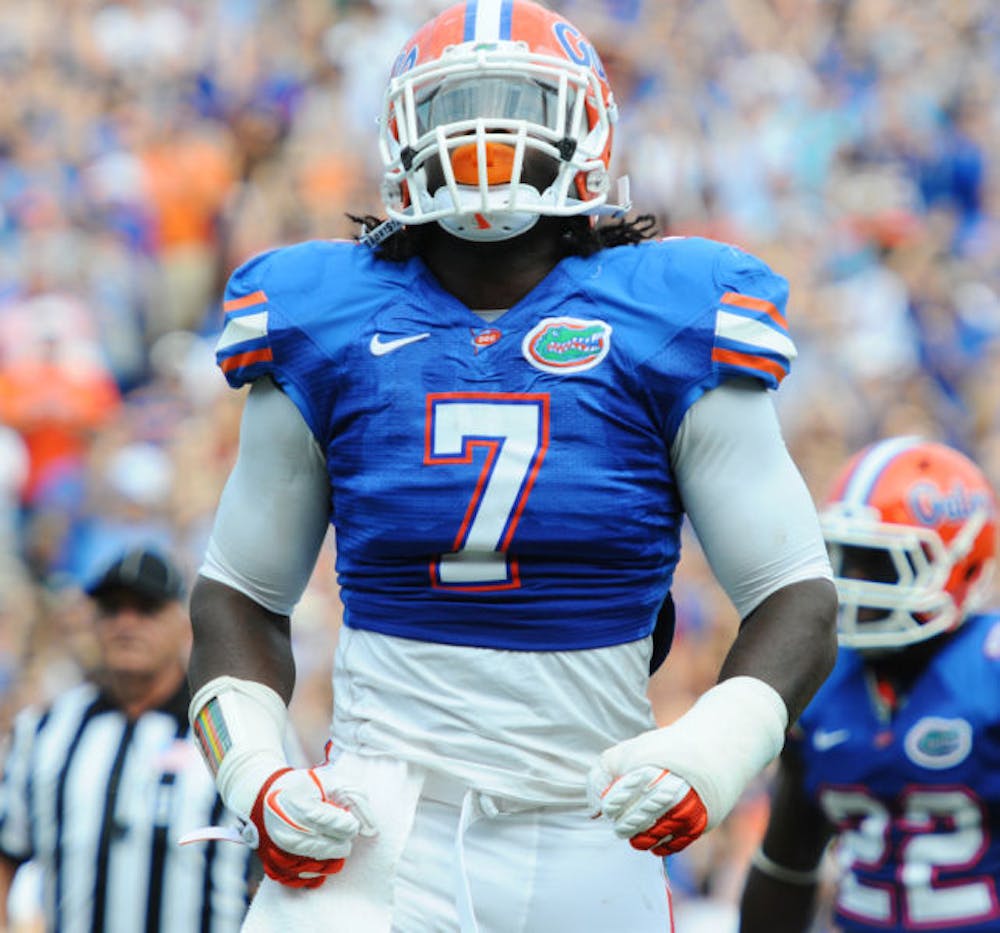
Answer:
[
  {"left": 428, "top": 184, "right": 543, "bottom": 242},
  {"left": 437, "top": 210, "right": 540, "bottom": 242}
]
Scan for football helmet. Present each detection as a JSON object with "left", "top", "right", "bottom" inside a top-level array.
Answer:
[
  {"left": 821, "top": 437, "right": 998, "bottom": 652},
  {"left": 377, "top": 0, "right": 629, "bottom": 242}
]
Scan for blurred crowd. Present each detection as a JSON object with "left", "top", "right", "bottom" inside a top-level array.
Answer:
[{"left": 0, "top": 0, "right": 998, "bottom": 928}]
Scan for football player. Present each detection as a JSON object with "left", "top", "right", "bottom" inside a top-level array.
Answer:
[
  {"left": 186, "top": 1, "right": 837, "bottom": 929},
  {"left": 740, "top": 437, "right": 1000, "bottom": 933}
]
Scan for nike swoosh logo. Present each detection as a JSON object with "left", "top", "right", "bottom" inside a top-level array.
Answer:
[
  {"left": 369, "top": 332, "right": 430, "bottom": 356},
  {"left": 265, "top": 790, "right": 307, "bottom": 831},
  {"left": 813, "top": 728, "right": 850, "bottom": 751}
]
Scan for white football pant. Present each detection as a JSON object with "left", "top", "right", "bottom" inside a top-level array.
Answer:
[{"left": 242, "top": 754, "right": 673, "bottom": 932}]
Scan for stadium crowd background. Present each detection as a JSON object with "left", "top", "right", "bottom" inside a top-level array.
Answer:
[{"left": 0, "top": 0, "right": 998, "bottom": 928}]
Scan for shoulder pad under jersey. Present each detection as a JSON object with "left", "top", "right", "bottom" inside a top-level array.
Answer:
[
  {"left": 708, "top": 239, "right": 795, "bottom": 389},
  {"left": 214, "top": 240, "right": 366, "bottom": 388},
  {"left": 213, "top": 240, "right": 397, "bottom": 436},
  {"left": 637, "top": 236, "right": 795, "bottom": 389}
]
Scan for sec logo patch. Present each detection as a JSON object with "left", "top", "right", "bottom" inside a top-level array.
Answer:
[{"left": 522, "top": 317, "right": 612, "bottom": 374}]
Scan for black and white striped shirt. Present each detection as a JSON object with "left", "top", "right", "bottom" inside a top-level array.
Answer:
[{"left": 0, "top": 681, "right": 252, "bottom": 933}]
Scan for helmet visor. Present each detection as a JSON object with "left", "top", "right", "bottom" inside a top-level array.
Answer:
[{"left": 415, "top": 76, "right": 565, "bottom": 135}]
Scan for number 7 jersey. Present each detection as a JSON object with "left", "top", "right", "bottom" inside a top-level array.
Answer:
[{"left": 214, "top": 236, "right": 794, "bottom": 651}]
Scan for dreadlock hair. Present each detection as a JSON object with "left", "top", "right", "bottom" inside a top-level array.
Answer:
[
  {"left": 347, "top": 212, "right": 658, "bottom": 262},
  {"left": 559, "top": 213, "right": 659, "bottom": 256}
]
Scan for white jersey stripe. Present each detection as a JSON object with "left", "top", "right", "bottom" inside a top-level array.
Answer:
[
  {"left": 715, "top": 310, "right": 797, "bottom": 360},
  {"left": 842, "top": 435, "right": 922, "bottom": 506},
  {"left": 217, "top": 311, "right": 268, "bottom": 351}
]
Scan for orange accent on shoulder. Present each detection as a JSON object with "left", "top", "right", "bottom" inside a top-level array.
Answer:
[
  {"left": 721, "top": 292, "right": 786, "bottom": 328},
  {"left": 220, "top": 347, "right": 274, "bottom": 373},
  {"left": 712, "top": 347, "right": 786, "bottom": 382},
  {"left": 224, "top": 290, "right": 268, "bottom": 312}
]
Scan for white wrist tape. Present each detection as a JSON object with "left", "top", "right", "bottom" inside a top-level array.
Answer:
[
  {"left": 189, "top": 675, "right": 289, "bottom": 819},
  {"left": 601, "top": 676, "right": 787, "bottom": 830}
]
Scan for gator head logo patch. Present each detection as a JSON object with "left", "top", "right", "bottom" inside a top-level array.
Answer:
[
  {"left": 904, "top": 716, "right": 973, "bottom": 769},
  {"left": 522, "top": 317, "right": 612, "bottom": 374}
]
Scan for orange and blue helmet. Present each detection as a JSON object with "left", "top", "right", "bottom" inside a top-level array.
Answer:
[
  {"left": 377, "top": 0, "right": 628, "bottom": 242},
  {"left": 822, "top": 437, "right": 998, "bottom": 652}
]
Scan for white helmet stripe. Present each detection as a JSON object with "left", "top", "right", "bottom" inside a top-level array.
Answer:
[
  {"left": 842, "top": 435, "right": 923, "bottom": 507},
  {"left": 465, "top": 0, "right": 512, "bottom": 42}
]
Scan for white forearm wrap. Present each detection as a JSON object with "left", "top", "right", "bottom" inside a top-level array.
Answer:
[
  {"left": 189, "top": 675, "right": 289, "bottom": 820},
  {"left": 606, "top": 676, "right": 787, "bottom": 829}
]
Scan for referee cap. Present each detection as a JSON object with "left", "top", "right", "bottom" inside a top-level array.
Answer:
[{"left": 87, "top": 547, "right": 185, "bottom": 605}]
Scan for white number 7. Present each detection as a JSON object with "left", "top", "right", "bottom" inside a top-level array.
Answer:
[{"left": 425, "top": 393, "right": 550, "bottom": 591}]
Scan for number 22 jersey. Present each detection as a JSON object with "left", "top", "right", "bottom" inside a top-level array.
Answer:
[{"left": 795, "top": 612, "right": 1000, "bottom": 932}]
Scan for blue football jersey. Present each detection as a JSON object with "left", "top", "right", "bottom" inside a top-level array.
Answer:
[
  {"left": 796, "top": 612, "right": 1000, "bottom": 932},
  {"left": 214, "top": 237, "right": 793, "bottom": 651}
]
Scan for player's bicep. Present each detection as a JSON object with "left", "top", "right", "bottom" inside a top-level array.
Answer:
[
  {"left": 671, "top": 380, "right": 831, "bottom": 619},
  {"left": 200, "top": 378, "right": 330, "bottom": 615}
]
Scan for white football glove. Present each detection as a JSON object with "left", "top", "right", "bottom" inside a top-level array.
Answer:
[
  {"left": 587, "top": 677, "right": 788, "bottom": 857},
  {"left": 248, "top": 762, "right": 376, "bottom": 888},
  {"left": 587, "top": 753, "right": 708, "bottom": 855},
  {"left": 189, "top": 677, "right": 379, "bottom": 888}
]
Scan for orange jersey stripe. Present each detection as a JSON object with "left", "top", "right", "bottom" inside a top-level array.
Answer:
[
  {"left": 712, "top": 347, "right": 787, "bottom": 383},
  {"left": 721, "top": 292, "right": 786, "bottom": 329},
  {"left": 223, "top": 290, "right": 268, "bottom": 312},
  {"left": 220, "top": 347, "right": 273, "bottom": 373}
]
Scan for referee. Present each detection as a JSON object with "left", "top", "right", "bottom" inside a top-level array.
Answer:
[{"left": 0, "top": 547, "right": 254, "bottom": 932}]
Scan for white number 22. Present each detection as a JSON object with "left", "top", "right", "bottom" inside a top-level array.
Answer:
[{"left": 821, "top": 785, "right": 998, "bottom": 928}]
